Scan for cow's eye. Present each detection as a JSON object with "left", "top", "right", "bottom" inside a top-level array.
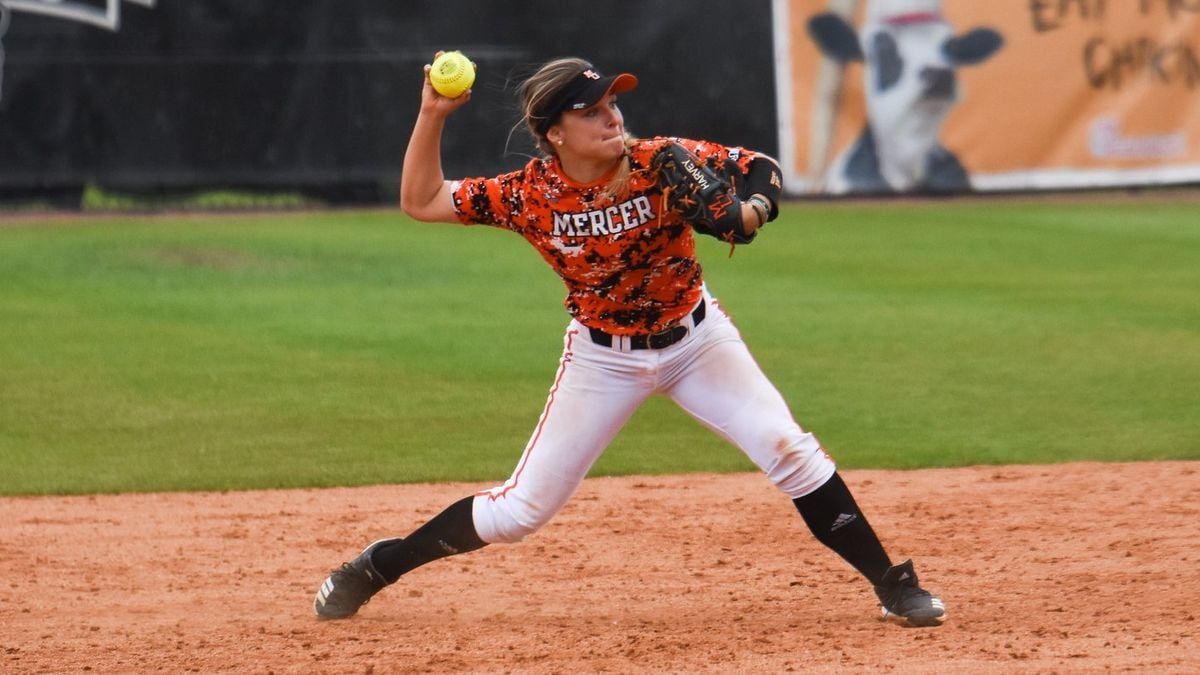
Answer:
[{"left": 871, "top": 33, "right": 903, "bottom": 91}]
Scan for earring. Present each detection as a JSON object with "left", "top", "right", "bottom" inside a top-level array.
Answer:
[{"left": 556, "top": 140, "right": 564, "bottom": 146}]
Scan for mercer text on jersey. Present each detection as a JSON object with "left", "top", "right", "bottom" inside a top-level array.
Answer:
[{"left": 551, "top": 195, "right": 656, "bottom": 237}]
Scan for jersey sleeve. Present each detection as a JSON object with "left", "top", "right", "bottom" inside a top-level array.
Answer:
[{"left": 450, "top": 169, "right": 526, "bottom": 229}]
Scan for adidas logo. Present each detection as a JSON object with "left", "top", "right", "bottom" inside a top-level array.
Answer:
[
  {"left": 899, "top": 571, "right": 911, "bottom": 582},
  {"left": 831, "top": 512, "right": 858, "bottom": 531},
  {"left": 317, "top": 578, "right": 334, "bottom": 605}
]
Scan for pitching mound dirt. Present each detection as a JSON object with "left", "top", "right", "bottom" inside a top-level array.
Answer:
[{"left": 2, "top": 461, "right": 1197, "bottom": 673}]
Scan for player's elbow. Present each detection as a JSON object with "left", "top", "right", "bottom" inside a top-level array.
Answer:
[
  {"left": 400, "top": 198, "right": 424, "bottom": 220},
  {"left": 400, "top": 180, "right": 457, "bottom": 223},
  {"left": 400, "top": 197, "right": 440, "bottom": 222}
]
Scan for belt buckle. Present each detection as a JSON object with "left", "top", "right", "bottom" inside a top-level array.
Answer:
[{"left": 647, "top": 324, "right": 686, "bottom": 349}]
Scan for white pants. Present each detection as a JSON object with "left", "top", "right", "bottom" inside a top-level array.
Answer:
[{"left": 471, "top": 290, "right": 837, "bottom": 544}]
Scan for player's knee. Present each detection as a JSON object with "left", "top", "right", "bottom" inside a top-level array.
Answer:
[
  {"left": 471, "top": 492, "right": 556, "bottom": 544},
  {"left": 765, "top": 432, "right": 837, "bottom": 498},
  {"left": 488, "top": 514, "right": 543, "bottom": 544}
]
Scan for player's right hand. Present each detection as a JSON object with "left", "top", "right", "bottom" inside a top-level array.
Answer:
[{"left": 420, "top": 52, "right": 473, "bottom": 116}]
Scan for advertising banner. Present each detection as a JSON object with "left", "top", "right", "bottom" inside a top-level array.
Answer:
[{"left": 773, "top": 0, "right": 1200, "bottom": 194}]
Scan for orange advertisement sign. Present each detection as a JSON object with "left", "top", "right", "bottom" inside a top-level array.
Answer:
[{"left": 773, "top": 0, "right": 1200, "bottom": 193}]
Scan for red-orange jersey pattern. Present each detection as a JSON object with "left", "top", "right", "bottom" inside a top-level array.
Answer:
[{"left": 451, "top": 137, "right": 759, "bottom": 336}]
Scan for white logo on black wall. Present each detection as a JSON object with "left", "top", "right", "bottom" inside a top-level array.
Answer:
[
  {"left": 0, "top": 0, "right": 157, "bottom": 101},
  {"left": 4, "top": 0, "right": 155, "bottom": 31}
]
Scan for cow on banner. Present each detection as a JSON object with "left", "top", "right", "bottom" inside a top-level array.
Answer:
[{"left": 807, "top": 0, "right": 1003, "bottom": 194}]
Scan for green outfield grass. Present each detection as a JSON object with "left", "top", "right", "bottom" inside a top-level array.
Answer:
[{"left": 2, "top": 200, "right": 1198, "bottom": 495}]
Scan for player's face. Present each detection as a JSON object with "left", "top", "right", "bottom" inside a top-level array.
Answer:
[{"left": 555, "top": 93, "right": 626, "bottom": 164}]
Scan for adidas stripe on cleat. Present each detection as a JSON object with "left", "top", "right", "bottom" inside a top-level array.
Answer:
[
  {"left": 874, "top": 559, "right": 947, "bottom": 628},
  {"left": 313, "top": 538, "right": 398, "bottom": 620}
]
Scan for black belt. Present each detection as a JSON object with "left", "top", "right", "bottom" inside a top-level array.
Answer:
[{"left": 588, "top": 301, "right": 706, "bottom": 350}]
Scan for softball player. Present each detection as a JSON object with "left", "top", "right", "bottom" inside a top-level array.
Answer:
[{"left": 314, "top": 56, "right": 945, "bottom": 628}]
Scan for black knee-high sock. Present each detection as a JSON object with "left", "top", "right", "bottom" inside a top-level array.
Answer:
[
  {"left": 792, "top": 472, "right": 893, "bottom": 585},
  {"left": 370, "top": 496, "right": 488, "bottom": 584}
]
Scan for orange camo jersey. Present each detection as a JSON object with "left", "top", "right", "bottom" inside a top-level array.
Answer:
[{"left": 451, "top": 137, "right": 759, "bottom": 335}]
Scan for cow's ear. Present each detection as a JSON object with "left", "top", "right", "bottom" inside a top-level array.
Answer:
[
  {"left": 807, "top": 13, "right": 864, "bottom": 62},
  {"left": 943, "top": 28, "right": 1004, "bottom": 66}
]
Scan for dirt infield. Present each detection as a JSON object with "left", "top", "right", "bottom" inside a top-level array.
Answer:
[{"left": 3, "top": 461, "right": 1197, "bottom": 673}]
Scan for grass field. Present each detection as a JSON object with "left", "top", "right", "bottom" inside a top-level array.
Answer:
[{"left": 2, "top": 199, "right": 1198, "bottom": 495}]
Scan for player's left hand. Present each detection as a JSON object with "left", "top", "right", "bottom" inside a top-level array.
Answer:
[{"left": 652, "top": 142, "right": 755, "bottom": 245}]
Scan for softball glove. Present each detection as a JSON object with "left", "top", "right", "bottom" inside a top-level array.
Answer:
[{"left": 652, "top": 142, "right": 754, "bottom": 245}]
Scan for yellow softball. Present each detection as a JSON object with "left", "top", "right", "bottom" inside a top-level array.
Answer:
[{"left": 430, "top": 51, "right": 475, "bottom": 99}]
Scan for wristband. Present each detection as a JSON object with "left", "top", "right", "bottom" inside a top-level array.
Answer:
[
  {"left": 747, "top": 195, "right": 770, "bottom": 226},
  {"left": 743, "top": 158, "right": 782, "bottom": 221}
]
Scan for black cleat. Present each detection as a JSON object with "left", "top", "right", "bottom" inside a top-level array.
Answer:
[
  {"left": 313, "top": 538, "right": 398, "bottom": 620},
  {"left": 874, "top": 559, "right": 946, "bottom": 627}
]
